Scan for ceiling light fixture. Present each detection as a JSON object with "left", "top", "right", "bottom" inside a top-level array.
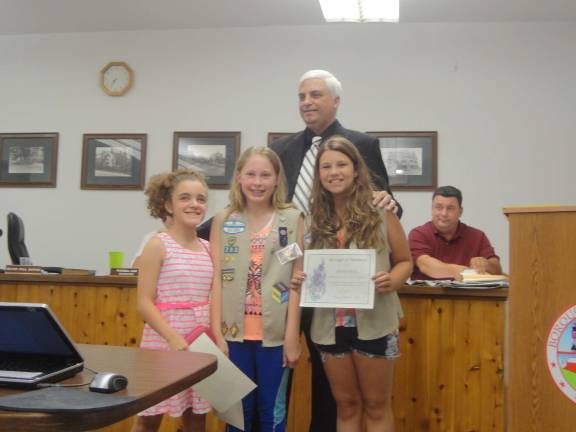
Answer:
[{"left": 319, "top": 0, "right": 400, "bottom": 23}]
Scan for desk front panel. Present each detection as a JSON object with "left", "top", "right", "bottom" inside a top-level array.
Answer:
[{"left": 0, "top": 276, "right": 506, "bottom": 432}]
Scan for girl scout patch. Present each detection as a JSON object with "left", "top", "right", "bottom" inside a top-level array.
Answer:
[
  {"left": 224, "top": 237, "right": 239, "bottom": 254},
  {"left": 272, "top": 282, "right": 289, "bottom": 304},
  {"left": 222, "top": 268, "right": 235, "bottom": 282},
  {"left": 223, "top": 220, "right": 246, "bottom": 234}
]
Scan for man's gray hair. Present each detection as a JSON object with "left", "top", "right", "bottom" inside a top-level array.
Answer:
[{"left": 299, "top": 70, "right": 342, "bottom": 98}]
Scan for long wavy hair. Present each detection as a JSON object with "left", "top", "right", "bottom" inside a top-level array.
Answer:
[
  {"left": 309, "top": 135, "right": 386, "bottom": 251},
  {"left": 227, "top": 146, "right": 292, "bottom": 218}
]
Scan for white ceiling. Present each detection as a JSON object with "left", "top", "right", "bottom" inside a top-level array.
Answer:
[{"left": 1, "top": 0, "right": 575, "bottom": 35}]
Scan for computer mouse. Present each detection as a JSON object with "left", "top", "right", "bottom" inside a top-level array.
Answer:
[{"left": 89, "top": 372, "right": 128, "bottom": 393}]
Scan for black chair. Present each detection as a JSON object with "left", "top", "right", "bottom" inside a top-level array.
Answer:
[
  {"left": 6, "top": 212, "right": 62, "bottom": 273},
  {"left": 7, "top": 212, "right": 29, "bottom": 265}
]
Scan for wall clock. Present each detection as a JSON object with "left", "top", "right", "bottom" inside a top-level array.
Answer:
[{"left": 100, "top": 61, "right": 133, "bottom": 96}]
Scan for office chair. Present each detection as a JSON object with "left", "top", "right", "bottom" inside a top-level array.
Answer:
[
  {"left": 7, "top": 212, "right": 29, "bottom": 265},
  {"left": 6, "top": 213, "right": 62, "bottom": 273}
]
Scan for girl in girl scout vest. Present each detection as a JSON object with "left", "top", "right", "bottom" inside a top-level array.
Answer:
[
  {"left": 292, "top": 136, "right": 412, "bottom": 432},
  {"left": 209, "top": 147, "right": 304, "bottom": 432}
]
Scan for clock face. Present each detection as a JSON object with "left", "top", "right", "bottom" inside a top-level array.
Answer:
[{"left": 100, "top": 62, "right": 133, "bottom": 96}]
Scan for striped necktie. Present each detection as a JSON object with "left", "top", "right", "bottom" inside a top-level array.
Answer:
[{"left": 293, "top": 136, "right": 322, "bottom": 215}]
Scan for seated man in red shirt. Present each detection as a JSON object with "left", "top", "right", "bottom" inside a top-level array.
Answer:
[{"left": 409, "top": 185, "right": 502, "bottom": 280}]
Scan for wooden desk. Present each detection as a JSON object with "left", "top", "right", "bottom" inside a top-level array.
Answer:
[
  {"left": 394, "top": 285, "right": 507, "bottom": 432},
  {"left": 0, "top": 344, "right": 217, "bottom": 431},
  {"left": 0, "top": 275, "right": 507, "bottom": 432}
]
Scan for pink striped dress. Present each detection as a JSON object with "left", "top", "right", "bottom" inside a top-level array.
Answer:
[{"left": 139, "top": 232, "right": 213, "bottom": 416}]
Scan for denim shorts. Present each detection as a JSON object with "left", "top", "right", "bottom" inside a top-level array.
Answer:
[{"left": 316, "top": 326, "right": 400, "bottom": 360}]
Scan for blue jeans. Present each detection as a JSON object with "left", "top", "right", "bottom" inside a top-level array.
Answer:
[{"left": 228, "top": 341, "right": 289, "bottom": 432}]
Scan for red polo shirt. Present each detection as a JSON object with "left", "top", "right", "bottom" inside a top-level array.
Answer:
[{"left": 408, "top": 221, "right": 498, "bottom": 280}]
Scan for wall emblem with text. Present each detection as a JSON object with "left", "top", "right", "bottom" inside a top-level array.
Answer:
[{"left": 546, "top": 304, "right": 576, "bottom": 403}]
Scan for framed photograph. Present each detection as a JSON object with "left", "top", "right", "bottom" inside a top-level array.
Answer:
[
  {"left": 0, "top": 133, "right": 58, "bottom": 187},
  {"left": 173, "top": 132, "right": 240, "bottom": 189},
  {"left": 81, "top": 134, "right": 147, "bottom": 190},
  {"left": 267, "top": 132, "right": 293, "bottom": 146},
  {"left": 368, "top": 131, "right": 438, "bottom": 191}
]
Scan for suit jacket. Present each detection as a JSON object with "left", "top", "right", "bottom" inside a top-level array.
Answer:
[
  {"left": 270, "top": 120, "right": 402, "bottom": 217},
  {"left": 198, "top": 120, "right": 401, "bottom": 240}
]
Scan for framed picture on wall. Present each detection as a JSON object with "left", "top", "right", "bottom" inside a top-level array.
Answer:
[
  {"left": 0, "top": 133, "right": 59, "bottom": 187},
  {"left": 267, "top": 132, "right": 293, "bottom": 146},
  {"left": 81, "top": 134, "right": 147, "bottom": 190},
  {"left": 367, "top": 131, "right": 438, "bottom": 191},
  {"left": 173, "top": 132, "right": 240, "bottom": 189}
]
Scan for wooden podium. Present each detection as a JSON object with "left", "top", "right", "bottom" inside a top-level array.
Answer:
[{"left": 504, "top": 206, "right": 576, "bottom": 431}]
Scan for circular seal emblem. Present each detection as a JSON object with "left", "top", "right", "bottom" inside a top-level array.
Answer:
[{"left": 546, "top": 304, "right": 576, "bottom": 403}]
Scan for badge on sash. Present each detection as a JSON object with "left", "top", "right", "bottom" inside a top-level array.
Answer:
[
  {"left": 278, "top": 226, "right": 288, "bottom": 247},
  {"left": 276, "top": 243, "right": 303, "bottom": 265},
  {"left": 272, "top": 282, "right": 289, "bottom": 304},
  {"left": 223, "top": 236, "right": 239, "bottom": 254},
  {"left": 222, "top": 268, "right": 235, "bottom": 282},
  {"left": 223, "top": 220, "right": 246, "bottom": 234}
]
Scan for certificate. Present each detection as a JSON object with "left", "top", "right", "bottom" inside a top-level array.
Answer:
[{"left": 300, "top": 249, "right": 376, "bottom": 309}]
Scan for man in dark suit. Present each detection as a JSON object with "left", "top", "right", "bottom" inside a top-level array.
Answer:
[
  {"left": 270, "top": 70, "right": 398, "bottom": 208},
  {"left": 270, "top": 69, "right": 400, "bottom": 432}
]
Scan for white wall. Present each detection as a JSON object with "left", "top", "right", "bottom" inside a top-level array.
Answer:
[{"left": 1, "top": 23, "right": 575, "bottom": 274}]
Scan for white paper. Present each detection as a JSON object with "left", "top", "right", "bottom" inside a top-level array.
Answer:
[
  {"left": 189, "top": 334, "right": 256, "bottom": 413},
  {"left": 215, "top": 402, "right": 245, "bottom": 430},
  {"left": 300, "top": 249, "right": 376, "bottom": 309}
]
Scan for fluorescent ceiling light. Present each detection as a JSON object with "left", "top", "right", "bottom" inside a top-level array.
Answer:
[{"left": 319, "top": 0, "right": 400, "bottom": 23}]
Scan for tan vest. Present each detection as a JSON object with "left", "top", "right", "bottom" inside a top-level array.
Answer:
[
  {"left": 310, "top": 213, "right": 404, "bottom": 345},
  {"left": 219, "top": 207, "right": 301, "bottom": 347}
]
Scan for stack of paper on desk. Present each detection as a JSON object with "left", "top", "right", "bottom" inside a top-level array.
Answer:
[
  {"left": 451, "top": 270, "right": 509, "bottom": 288},
  {"left": 188, "top": 333, "right": 256, "bottom": 431},
  {"left": 460, "top": 271, "right": 508, "bottom": 283},
  {"left": 406, "top": 275, "right": 509, "bottom": 289},
  {"left": 449, "top": 280, "right": 509, "bottom": 289}
]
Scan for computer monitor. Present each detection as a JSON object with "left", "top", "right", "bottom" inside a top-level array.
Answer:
[{"left": 7, "top": 212, "right": 29, "bottom": 265}]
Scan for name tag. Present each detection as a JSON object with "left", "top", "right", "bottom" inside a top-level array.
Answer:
[{"left": 276, "top": 243, "right": 303, "bottom": 265}]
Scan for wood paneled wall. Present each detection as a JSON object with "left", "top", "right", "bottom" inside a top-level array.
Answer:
[
  {"left": 395, "top": 293, "right": 505, "bottom": 431},
  {"left": 0, "top": 276, "right": 506, "bottom": 432}
]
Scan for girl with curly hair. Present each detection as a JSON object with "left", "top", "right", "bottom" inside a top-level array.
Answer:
[{"left": 133, "top": 168, "right": 212, "bottom": 432}]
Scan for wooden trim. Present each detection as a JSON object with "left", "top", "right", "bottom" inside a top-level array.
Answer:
[
  {"left": 0, "top": 274, "right": 137, "bottom": 287},
  {"left": 0, "top": 277, "right": 507, "bottom": 299},
  {"left": 399, "top": 284, "right": 508, "bottom": 300},
  {"left": 503, "top": 205, "right": 576, "bottom": 215}
]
